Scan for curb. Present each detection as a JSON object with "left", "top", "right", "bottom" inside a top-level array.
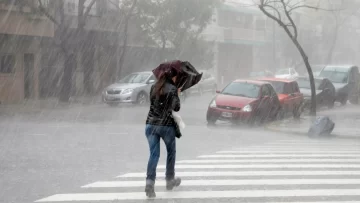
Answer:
[{"left": 265, "top": 123, "right": 360, "bottom": 140}]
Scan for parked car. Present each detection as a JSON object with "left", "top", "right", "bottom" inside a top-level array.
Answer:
[
  {"left": 102, "top": 71, "right": 155, "bottom": 106},
  {"left": 249, "top": 70, "right": 274, "bottom": 78},
  {"left": 296, "top": 76, "right": 336, "bottom": 109},
  {"left": 275, "top": 68, "right": 299, "bottom": 79},
  {"left": 258, "top": 78, "right": 303, "bottom": 118},
  {"left": 312, "top": 65, "right": 326, "bottom": 77},
  {"left": 318, "top": 65, "right": 360, "bottom": 105},
  {"left": 189, "top": 70, "right": 217, "bottom": 95},
  {"left": 102, "top": 71, "right": 187, "bottom": 106},
  {"left": 206, "top": 79, "right": 282, "bottom": 125}
]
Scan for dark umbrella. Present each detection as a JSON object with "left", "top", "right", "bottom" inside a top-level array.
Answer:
[{"left": 152, "top": 60, "right": 203, "bottom": 92}]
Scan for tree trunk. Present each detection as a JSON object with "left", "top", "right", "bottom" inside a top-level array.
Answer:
[
  {"left": 83, "top": 49, "right": 94, "bottom": 95},
  {"left": 292, "top": 38, "right": 317, "bottom": 115},
  {"left": 59, "top": 53, "right": 76, "bottom": 102},
  {"left": 115, "top": 0, "right": 138, "bottom": 81}
]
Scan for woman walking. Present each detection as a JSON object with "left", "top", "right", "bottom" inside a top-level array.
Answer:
[{"left": 145, "top": 68, "right": 182, "bottom": 198}]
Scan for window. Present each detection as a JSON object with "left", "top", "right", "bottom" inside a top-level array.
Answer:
[
  {"left": 221, "top": 82, "right": 260, "bottom": 98},
  {"left": 0, "top": 54, "right": 15, "bottom": 74},
  {"left": 292, "top": 82, "right": 300, "bottom": 93}
]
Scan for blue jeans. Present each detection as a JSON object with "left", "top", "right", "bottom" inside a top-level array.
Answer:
[{"left": 145, "top": 124, "right": 176, "bottom": 182}]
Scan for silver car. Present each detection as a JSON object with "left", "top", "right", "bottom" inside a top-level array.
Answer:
[{"left": 102, "top": 71, "right": 156, "bottom": 106}]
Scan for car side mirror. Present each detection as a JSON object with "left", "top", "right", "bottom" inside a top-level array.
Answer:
[
  {"left": 216, "top": 90, "right": 221, "bottom": 94},
  {"left": 148, "top": 79, "right": 155, "bottom": 84}
]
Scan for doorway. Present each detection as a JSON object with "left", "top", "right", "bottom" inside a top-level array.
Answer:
[{"left": 24, "top": 53, "right": 34, "bottom": 99}]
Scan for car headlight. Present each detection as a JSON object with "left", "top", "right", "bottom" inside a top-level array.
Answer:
[
  {"left": 209, "top": 99, "right": 216, "bottom": 108},
  {"left": 242, "top": 104, "right": 252, "bottom": 112},
  {"left": 121, "top": 89, "right": 134, "bottom": 95}
]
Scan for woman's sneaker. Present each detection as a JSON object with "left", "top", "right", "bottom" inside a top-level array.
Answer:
[
  {"left": 145, "top": 184, "right": 156, "bottom": 198},
  {"left": 166, "top": 177, "right": 181, "bottom": 190}
]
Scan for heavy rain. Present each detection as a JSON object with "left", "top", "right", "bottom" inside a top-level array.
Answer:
[{"left": 1, "top": 0, "right": 360, "bottom": 202}]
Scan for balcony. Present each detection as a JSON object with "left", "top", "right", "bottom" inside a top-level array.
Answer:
[{"left": 0, "top": 3, "right": 54, "bottom": 37}]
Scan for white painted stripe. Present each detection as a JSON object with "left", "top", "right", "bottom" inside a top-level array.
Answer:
[
  {"left": 159, "top": 164, "right": 360, "bottom": 169},
  {"left": 217, "top": 151, "right": 360, "bottom": 154},
  {"left": 35, "top": 189, "right": 360, "bottom": 202},
  {"left": 234, "top": 147, "right": 360, "bottom": 150},
  {"left": 199, "top": 154, "right": 360, "bottom": 158},
  {"left": 82, "top": 179, "right": 360, "bottom": 188},
  {"left": 177, "top": 159, "right": 360, "bottom": 164},
  {"left": 118, "top": 170, "right": 360, "bottom": 178},
  {"left": 255, "top": 143, "right": 360, "bottom": 146}
]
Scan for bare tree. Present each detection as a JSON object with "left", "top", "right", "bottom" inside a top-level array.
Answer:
[
  {"left": 258, "top": 0, "right": 323, "bottom": 115},
  {"left": 31, "top": 0, "right": 97, "bottom": 101}
]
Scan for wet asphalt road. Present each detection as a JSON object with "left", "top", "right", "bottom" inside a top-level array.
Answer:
[{"left": 2, "top": 93, "right": 360, "bottom": 203}]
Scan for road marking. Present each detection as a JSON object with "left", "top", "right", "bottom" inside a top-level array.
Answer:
[
  {"left": 158, "top": 164, "right": 360, "bottom": 169},
  {"left": 82, "top": 179, "right": 360, "bottom": 188},
  {"left": 199, "top": 154, "right": 360, "bottom": 158},
  {"left": 117, "top": 170, "right": 360, "bottom": 178},
  {"left": 217, "top": 151, "right": 360, "bottom": 154},
  {"left": 177, "top": 158, "right": 360, "bottom": 164},
  {"left": 35, "top": 189, "right": 360, "bottom": 202}
]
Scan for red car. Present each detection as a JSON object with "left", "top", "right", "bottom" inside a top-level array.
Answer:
[
  {"left": 258, "top": 78, "right": 303, "bottom": 118},
  {"left": 206, "top": 79, "right": 282, "bottom": 125}
]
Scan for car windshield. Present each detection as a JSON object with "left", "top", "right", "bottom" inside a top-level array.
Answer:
[
  {"left": 276, "top": 69, "right": 289, "bottom": 75},
  {"left": 297, "top": 78, "right": 322, "bottom": 89},
  {"left": 221, "top": 82, "right": 260, "bottom": 98},
  {"left": 118, "top": 73, "right": 150, "bottom": 84},
  {"left": 319, "top": 70, "right": 348, "bottom": 83}
]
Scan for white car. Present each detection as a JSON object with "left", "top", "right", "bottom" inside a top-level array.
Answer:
[{"left": 275, "top": 68, "right": 299, "bottom": 79}]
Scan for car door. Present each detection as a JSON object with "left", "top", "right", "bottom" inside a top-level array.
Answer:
[
  {"left": 258, "top": 85, "right": 272, "bottom": 118},
  {"left": 267, "top": 84, "right": 281, "bottom": 118},
  {"left": 292, "top": 81, "right": 303, "bottom": 107}
]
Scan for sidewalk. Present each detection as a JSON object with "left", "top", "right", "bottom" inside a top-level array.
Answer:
[
  {"left": 0, "top": 96, "right": 102, "bottom": 117},
  {"left": 265, "top": 110, "right": 360, "bottom": 139}
]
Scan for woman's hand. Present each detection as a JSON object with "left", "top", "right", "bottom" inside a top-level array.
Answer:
[{"left": 178, "top": 88, "right": 182, "bottom": 95}]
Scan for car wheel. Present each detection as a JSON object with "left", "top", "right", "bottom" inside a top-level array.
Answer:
[
  {"left": 137, "top": 92, "right": 148, "bottom": 105},
  {"left": 276, "top": 108, "right": 285, "bottom": 120}
]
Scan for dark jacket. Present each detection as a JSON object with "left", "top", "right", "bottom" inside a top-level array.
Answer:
[{"left": 146, "top": 79, "right": 180, "bottom": 126}]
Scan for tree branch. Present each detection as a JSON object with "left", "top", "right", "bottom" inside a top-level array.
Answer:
[
  {"left": 36, "top": 0, "right": 59, "bottom": 25},
  {"left": 281, "top": 0, "right": 297, "bottom": 39},
  {"left": 84, "top": 0, "right": 96, "bottom": 17}
]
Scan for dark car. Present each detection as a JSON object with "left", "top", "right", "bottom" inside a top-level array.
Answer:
[
  {"left": 206, "top": 79, "right": 282, "bottom": 125},
  {"left": 318, "top": 65, "right": 360, "bottom": 105},
  {"left": 296, "top": 76, "right": 336, "bottom": 109}
]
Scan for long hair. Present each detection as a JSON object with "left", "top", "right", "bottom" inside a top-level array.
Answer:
[{"left": 152, "top": 75, "right": 167, "bottom": 99}]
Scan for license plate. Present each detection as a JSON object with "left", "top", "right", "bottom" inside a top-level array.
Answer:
[{"left": 221, "top": 112, "right": 233, "bottom": 118}]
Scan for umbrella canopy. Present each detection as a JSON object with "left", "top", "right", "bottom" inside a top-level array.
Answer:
[{"left": 152, "top": 60, "right": 203, "bottom": 92}]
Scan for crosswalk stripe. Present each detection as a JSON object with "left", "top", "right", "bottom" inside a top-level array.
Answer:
[
  {"left": 82, "top": 179, "right": 360, "bottom": 188},
  {"left": 199, "top": 154, "right": 360, "bottom": 158},
  {"left": 177, "top": 158, "right": 360, "bottom": 164},
  {"left": 217, "top": 151, "right": 360, "bottom": 154},
  {"left": 117, "top": 170, "right": 360, "bottom": 178},
  {"left": 158, "top": 164, "right": 360, "bottom": 169},
  {"left": 35, "top": 189, "right": 360, "bottom": 202}
]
